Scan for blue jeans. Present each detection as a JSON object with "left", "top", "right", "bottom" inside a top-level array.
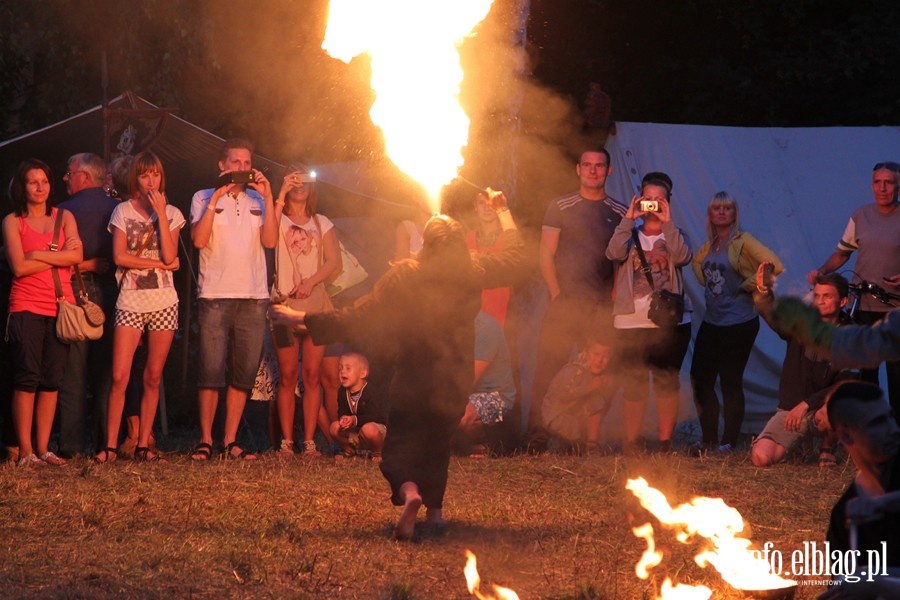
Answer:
[{"left": 197, "top": 298, "right": 267, "bottom": 391}]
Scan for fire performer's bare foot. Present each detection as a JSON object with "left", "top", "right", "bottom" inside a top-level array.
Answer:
[
  {"left": 393, "top": 482, "right": 422, "bottom": 541},
  {"left": 424, "top": 507, "right": 446, "bottom": 535}
]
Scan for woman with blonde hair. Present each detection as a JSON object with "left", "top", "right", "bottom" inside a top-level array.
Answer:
[{"left": 690, "top": 191, "right": 783, "bottom": 455}]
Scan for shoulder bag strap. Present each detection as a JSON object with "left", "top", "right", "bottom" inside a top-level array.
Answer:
[
  {"left": 631, "top": 228, "right": 657, "bottom": 291},
  {"left": 50, "top": 209, "right": 65, "bottom": 300},
  {"left": 273, "top": 213, "right": 283, "bottom": 290},
  {"left": 311, "top": 214, "right": 325, "bottom": 268}
]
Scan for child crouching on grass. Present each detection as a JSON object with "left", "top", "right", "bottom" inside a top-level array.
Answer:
[
  {"left": 541, "top": 332, "right": 615, "bottom": 454},
  {"left": 330, "top": 352, "right": 387, "bottom": 461}
]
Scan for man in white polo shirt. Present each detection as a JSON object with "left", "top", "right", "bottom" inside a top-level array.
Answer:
[{"left": 189, "top": 138, "right": 277, "bottom": 460}]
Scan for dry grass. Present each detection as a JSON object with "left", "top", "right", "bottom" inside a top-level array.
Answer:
[{"left": 0, "top": 448, "right": 852, "bottom": 599}]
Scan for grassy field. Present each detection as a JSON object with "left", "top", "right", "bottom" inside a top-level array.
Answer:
[{"left": 0, "top": 448, "right": 851, "bottom": 599}]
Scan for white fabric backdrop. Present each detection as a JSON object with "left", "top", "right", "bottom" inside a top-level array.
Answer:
[{"left": 601, "top": 122, "right": 900, "bottom": 436}]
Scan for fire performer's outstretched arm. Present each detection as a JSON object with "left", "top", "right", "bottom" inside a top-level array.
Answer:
[
  {"left": 770, "top": 300, "right": 900, "bottom": 369},
  {"left": 473, "top": 188, "right": 526, "bottom": 289}
]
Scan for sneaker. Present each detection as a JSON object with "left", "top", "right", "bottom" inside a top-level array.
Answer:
[
  {"left": 39, "top": 451, "right": 67, "bottom": 466},
  {"left": 17, "top": 453, "right": 47, "bottom": 467},
  {"left": 716, "top": 443, "right": 734, "bottom": 454}
]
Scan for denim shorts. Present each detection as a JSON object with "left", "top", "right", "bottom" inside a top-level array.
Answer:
[{"left": 197, "top": 298, "right": 267, "bottom": 391}]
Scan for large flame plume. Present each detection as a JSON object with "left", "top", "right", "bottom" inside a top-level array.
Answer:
[
  {"left": 323, "top": 0, "right": 494, "bottom": 212},
  {"left": 464, "top": 550, "right": 520, "bottom": 600},
  {"left": 626, "top": 477, "right": 797, "bottom": 596}
]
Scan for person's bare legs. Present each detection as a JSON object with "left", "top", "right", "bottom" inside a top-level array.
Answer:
[
  {"left": 222, "top": 385, "right": 254, "bottom": 458},
  {"left": 321, "top": 355, "right": 340, "bottom": 423},
  {"left": 12, "top": 390, "right": 37, "bottom": 459},
  {"left": 193, "top": 387, "right": 219, "bottom": 459},
  {"left": 275, "top": 335, "right": 300, "bottom": 451},
  {"left": 622, "top": 369, "right": 649, "bottom": 445},
  {"left": 585, "top": 412, "right": 604, "bottom": 448},
  {"left": 656, "top": 392, "right": 680, "bottom": 444},
  {"left": 300, "top": 337, "right": 325, "bottom": 455},
  {"left": 34, "top": 389, "right": 59, "bottom": 459},
  {"left": 394, "top": 481, "right": 422, "bottom": 541},
  {"left": 751, "top": 438, "right": 785, "bottom": 467},
  {"left": 425, "top": 506, "right": 444, "bottom": 529},
  {"left": 136, "top": 329, "right": 175, "bottom": 459},
  {"left": 622, "top": 399, "right": 647, "bottom": 445},
  {"left": 105, "top": 325, "right": 143, "bottom": 461},
  {"left": 359, "top": 422, "right": 385, "bottom": 454}
]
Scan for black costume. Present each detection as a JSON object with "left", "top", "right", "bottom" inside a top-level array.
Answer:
[
  {"left": 827, "top": 457, "right": 900, "bottom": 567},
  {"left": 306, "top": 228, "right": 523, "bottom": 508}
]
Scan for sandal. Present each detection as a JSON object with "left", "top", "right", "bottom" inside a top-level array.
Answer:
[
  {"left": 190, "top": 442, "right": 213, "bottom": 461},
  {"left": 222, "top": 442, "right": 257, "bottom": 461},
  {"left": 301, "top": 440, "right": 321, "bottom": 458},
  {"left": 40, "top": 451, "right": 67, "bottom": 466},
  {"left": 819, "top": 446, "right": 838, "bottom": 467},
  {"left": 134, "top": 447, "right": 167, "bottom": 463},
  {"left": 277, "top": 439, "right": 295, "bottom": 457},
  {"left": 92, "top": 447, "right": 118, "bottom": 464},
  {"left": 17, "top": 453, "right": 47, "bottom": 467}
]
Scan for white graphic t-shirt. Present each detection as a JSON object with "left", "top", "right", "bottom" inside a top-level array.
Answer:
[{"left": 108, "top": 200, "right": 186, "bottom": 313}]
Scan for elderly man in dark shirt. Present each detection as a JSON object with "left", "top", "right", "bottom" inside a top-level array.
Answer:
[{"left": 55, "top": 152, "right": 120, "bottom": 457}]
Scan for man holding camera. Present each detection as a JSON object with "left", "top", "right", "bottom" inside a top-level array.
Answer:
[
  {"left": 189, "top": 138, "right": 277, "bottom": 460},
  {"left": 528, "top": 146, "right": 626, "bottom": 451}
]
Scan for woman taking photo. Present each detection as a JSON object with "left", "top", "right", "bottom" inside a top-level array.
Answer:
[
  {"left": 606, "top": 173, "right": 692, "bottom": 453},
  {"left": 690, "top": 191, "right": 783, "bottom": 455},
  {"left": 3, "top": 158, "right": 82, "bottom": 466},
  {"left": 272, "top": 165, "right": 341, "bottom": 457},
  {"left": 98, "top": 151, "right": 184, "bottom": 463}
]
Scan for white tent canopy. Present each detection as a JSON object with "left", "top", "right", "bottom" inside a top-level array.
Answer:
[{"left": 602, "top": 121, "right": 900, "bottom": 434}]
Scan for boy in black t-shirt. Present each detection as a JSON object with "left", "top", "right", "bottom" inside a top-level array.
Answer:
[{"left": 329, "top": 352, "right": 387, "bottom": 461}]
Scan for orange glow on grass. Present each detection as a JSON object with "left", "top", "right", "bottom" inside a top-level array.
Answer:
[{"left": 323, "top": 0, "right": 494, "bottom": 212}]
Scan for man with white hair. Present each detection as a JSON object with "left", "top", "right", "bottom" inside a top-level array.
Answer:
[{"left": 55, "top": 152, "right": 119, "bottom": 457}]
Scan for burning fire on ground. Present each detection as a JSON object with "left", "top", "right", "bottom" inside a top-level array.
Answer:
[
  {"left": 323, "top": 0, "right": 495, "bottom": 212},
  {"left": 461, "top": 479, "right": 797, "bottom": 598},
  {"left": 627, "top": 477, "right": 797, "bottom": 599},
  {"left": 464, "top": 549, "right": 520, "bottom": 600}
]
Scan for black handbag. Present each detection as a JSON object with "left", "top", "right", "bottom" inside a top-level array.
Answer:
[{"left": 631, "top": 229, "right": 684, "bottom": 328}]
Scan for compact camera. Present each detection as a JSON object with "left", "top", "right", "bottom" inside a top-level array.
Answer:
[
  {"left": 639, "top": 199, "right": 660, "bottom": 212},
  {"left": 216, "top": 170, "right": 256, "bottom": 188}
]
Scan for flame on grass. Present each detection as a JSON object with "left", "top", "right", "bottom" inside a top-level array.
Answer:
[
  {"left": 323, "top": 0, "right": 494, "bottom": 211},
  {"left": 464, "top": 550, "right": 520, "bottom": 600},
  {"left": 626, "top": 477, "right": 796, "bottom": 597}
]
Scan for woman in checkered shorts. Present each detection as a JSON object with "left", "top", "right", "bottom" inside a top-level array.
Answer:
[{"left": 95, "top": 151, "right": 185, "bottom": 463}]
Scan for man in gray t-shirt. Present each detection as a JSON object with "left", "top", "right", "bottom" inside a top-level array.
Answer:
[
  {"left": 808, "top": 161, "right": 900, "bottom": 412},
  {"left": 528, "top": 147, "right": 626, "bottom": 450}
]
